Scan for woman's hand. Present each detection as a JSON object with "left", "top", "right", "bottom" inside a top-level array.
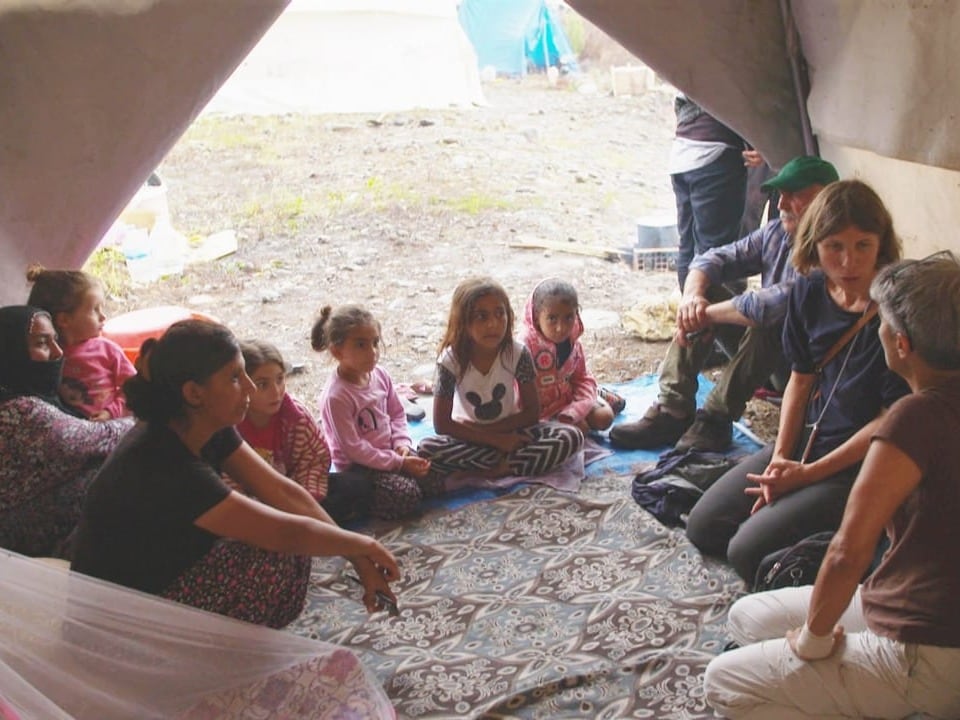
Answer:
[
  {"left": 400, "top": 454, "right": 431, "bottom": 478},
  {"left": 348, "top": 540, "right": 401, "bottom": 613},
  {"left": 786, "top": 624, "right": 845, "bottom": 661},
  {"left": 745, "top": 458, "right": 810, "bottom": 513}
]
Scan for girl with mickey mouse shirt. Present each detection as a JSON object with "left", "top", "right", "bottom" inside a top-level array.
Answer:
[{"left": 418, "top": 277, "right": 583, "bottom": 480}]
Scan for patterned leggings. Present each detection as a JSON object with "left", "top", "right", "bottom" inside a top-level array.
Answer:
[
  {"left": 161, "top": 540, "right": 311, "bottom": 629},
  {"left": 418, "top": 421, "right": 583, "bottom": 477}
]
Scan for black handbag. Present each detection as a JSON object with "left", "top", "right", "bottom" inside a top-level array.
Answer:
[{"left": 752, "top": 531, "right": 835, "bottom": 592}]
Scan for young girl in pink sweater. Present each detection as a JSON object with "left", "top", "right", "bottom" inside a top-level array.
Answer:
[
  {"left": 312, "top": 305, "right": 439, "bottom": 520},
  {"left": 520, "top": 278, "right": 624, "bottom": 433}
]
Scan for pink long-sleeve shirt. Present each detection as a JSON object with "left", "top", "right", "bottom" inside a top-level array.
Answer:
[{"left": 319, "top": 365, "right": 412, "bottom": 472}]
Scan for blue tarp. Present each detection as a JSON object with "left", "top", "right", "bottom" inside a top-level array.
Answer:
[{"left": 458, "top": 0, "right": 580, "bottom": 77}]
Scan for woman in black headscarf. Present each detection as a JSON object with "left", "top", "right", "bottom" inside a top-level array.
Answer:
[{"left": 0, "top": 306, "right": 132, "bottom": 556}]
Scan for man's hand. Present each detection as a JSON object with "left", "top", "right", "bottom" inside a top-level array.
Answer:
[
  {"left": 742, "top": 148, "right": 765, "bottom": 168},
  {"left": 676, "top": 294, "right": 711, "bottom": 337}
]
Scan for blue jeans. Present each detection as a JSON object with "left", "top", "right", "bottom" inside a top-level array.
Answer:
[{"left": 672, "top": 146, "right": 747, "bottom": 289}]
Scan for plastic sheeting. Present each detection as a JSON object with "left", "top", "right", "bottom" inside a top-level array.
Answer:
[
  {"left": 458, "top": 0, "right": 578, "bottom": 76},
  {"left": 0, "top": 551, "right": 394, "bottom": 719}
]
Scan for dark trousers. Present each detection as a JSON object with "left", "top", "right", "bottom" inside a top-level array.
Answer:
[
  {"left": 685, "top": 444, "right": 858, "bottom": 583},
  {"left": 672, "top": 146, "right": 747, "bottom": 289}
]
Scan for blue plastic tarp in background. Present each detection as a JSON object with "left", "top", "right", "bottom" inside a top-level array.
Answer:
[{"left": 458, "top": 0, "right": 580, "bottom": 77}]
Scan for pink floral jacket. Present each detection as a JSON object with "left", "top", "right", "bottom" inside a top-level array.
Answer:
[{"left": 520, "top": 282, "right": 598, "bottom": 424}]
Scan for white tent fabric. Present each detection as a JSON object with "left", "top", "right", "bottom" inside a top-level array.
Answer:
[
  {"left": 204, "top": 0, "right": 483, "bottom": 116},
  {"left": 0, "top": 550, "right": 394, "bottom": 719},
  {"left": 794, "top": 1, "right": 960, "bottom": 172}
]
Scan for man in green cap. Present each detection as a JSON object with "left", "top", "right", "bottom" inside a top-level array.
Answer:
[{"left": 611, "top": 155, "right": 839, "bottom": 453}]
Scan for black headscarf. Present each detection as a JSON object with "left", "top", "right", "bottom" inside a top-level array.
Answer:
[{"left": 0, "top": 305, "right": 66, "bottom": 407}]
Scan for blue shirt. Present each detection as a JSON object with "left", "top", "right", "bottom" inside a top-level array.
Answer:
[
  {"left": 782, "top": 272, "right": 910, "bottom": 461},
  {"left": 689, "top": 218, "right": 795, "bottom": 327}
]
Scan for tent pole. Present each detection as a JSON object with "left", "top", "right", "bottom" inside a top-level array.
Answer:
[{"left": 780, "top": 0, "right": 818, "bottom": 156}]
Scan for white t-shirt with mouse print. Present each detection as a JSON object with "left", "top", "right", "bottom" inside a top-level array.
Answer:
[{"left": 435, "top": 340, "right": 534, "bottom": 423}]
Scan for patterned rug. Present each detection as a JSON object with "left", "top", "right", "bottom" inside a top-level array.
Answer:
[{"left": 290, "top": 468, "right": 746, "bottom": 719}]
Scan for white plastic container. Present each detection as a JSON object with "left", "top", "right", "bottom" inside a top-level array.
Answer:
[{"left": 636, "top": 214, "right": 679, "bottom": 248}]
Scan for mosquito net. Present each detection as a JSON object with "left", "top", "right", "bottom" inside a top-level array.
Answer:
[{"left": 0, "top": 550, "right": 394, "bottom": 719}]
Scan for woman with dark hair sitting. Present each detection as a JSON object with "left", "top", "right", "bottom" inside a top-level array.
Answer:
[
  {"left": 685, "top": 180, "right": 909, "bottom": 583},
  {"left": 704, "top": 251, "right": 960, "bottom": 719},
  {"left": 71, "top": 320, "right": 398, "bottom": 628},
  {"left": 0, "top": 306, "right": 132, "bottom": 557}
]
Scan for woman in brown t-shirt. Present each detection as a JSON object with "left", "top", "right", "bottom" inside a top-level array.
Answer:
[{"left": 704, "top": 252, "right": 960, "bottom": 719}]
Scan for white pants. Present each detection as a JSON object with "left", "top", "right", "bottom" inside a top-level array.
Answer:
[{"left": 704, "top": 586, "right": 960, "bottom": 720}]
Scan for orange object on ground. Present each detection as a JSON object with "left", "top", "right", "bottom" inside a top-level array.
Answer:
[{"left": 103, "top": 306, "right": 219, "bottom": 364}]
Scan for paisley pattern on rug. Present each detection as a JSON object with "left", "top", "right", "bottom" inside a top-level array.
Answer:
[{"left": 290, "top": 473, "right": 744, "bottom": 719}]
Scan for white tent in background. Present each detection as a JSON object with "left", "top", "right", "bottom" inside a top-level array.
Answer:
[{"left": 204, "top": 0, "right": 484, "bottom": 116}]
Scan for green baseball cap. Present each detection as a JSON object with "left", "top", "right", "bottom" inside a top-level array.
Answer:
[{"left": 761, "top": 156, "right": 839, "bottom": 192}]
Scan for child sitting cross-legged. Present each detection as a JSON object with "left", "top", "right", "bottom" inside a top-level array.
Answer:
[
  {"left": 520, "top": 277, "right": 625, "bottom": 433},
  {"left": 418, "top": 277, "right": 584, "bottom": 481},
  {"left": 313, "top": 305, "right": 438, "bottom": 520}
]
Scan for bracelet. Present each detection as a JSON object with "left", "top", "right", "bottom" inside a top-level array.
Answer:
[{"left": 796, "top": 622, "right": 835, "bottom": 659}]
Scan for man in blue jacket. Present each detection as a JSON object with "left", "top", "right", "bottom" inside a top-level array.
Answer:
[{"left": 610, "top": 156, "right": 839, "bottom": 453}]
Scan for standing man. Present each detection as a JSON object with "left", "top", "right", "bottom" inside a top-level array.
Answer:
[
  {"left": 670, "top": 95, "right": 748, "bottom": 290},
  {"left": 610, "top": 156, "right": 840, "bottom": 453}
]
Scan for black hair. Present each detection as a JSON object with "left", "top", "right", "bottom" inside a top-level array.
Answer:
[{"left": 124, "top": 319, "right": 240, "bottom": 424}]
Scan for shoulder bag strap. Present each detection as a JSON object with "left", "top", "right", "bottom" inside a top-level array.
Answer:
[{"left": 814, "top": 301, "right": 879, "bottom": 373}]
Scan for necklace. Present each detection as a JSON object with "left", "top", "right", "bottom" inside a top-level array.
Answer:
[{"left": 799, "top": 301, "right": 874, "bottom": 464}]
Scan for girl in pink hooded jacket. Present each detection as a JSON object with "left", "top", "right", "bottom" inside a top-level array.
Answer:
[{"left": 521, "top": 278, "right": 624, "bottom": 432}]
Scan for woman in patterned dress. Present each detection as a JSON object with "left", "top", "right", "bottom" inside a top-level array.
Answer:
[
  {"left": 71, "top": 319, "right": 399, "bottom": 628},
  {"left": 0, "top": 305, "right": 133, "bottom": 557}
]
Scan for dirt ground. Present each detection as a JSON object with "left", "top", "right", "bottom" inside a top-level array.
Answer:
[{"left": 116, "top": 68, "right": 779, "bottom": 441}]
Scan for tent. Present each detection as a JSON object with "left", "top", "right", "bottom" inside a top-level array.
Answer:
[
  {"left": 0, "top": 0, "right": 958, "bottom": 304},
  {"left": 457, "top": 0, "right": 579, "bottom": 77},
  {"left": 205, "top": 0, "right": 483, "bottom": 115}
]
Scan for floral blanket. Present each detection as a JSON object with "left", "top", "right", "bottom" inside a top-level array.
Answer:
[{"left": 290, "top": 468, "right": 744, "bottom": 719}]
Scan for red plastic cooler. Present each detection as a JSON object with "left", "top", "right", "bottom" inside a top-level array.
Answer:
[{"left": 103, "top": 306, "right": 219, "bottom": 364}]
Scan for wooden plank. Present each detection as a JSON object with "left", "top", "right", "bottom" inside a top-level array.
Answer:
[{"left": 509, "top": 238, "right": 621, "bottom": 261}]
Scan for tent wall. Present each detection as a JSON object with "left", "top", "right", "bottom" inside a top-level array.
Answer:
[
  {"left": 0, "top": 0, "right": 288, "bottom": 306},
  {"left": 568, "top": 0, "right": 960, "bottom": 258},
  {"left": 566, "top": 0, "right": 807, "bottom": 169},
  {"left": 793, "top": 0, "right": 960, "bottom": 257}
]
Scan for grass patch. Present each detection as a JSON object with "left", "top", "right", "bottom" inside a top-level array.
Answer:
[
  {"left": 430, "top": 193, "right": 514, "bottom": 214},
  {"left": 83, "top": 246, "right": 132, "bottom": 298}
]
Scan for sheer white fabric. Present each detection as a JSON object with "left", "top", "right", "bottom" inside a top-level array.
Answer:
[{"left": 0, "top": 551, "right": 394, "bottom": 719}]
